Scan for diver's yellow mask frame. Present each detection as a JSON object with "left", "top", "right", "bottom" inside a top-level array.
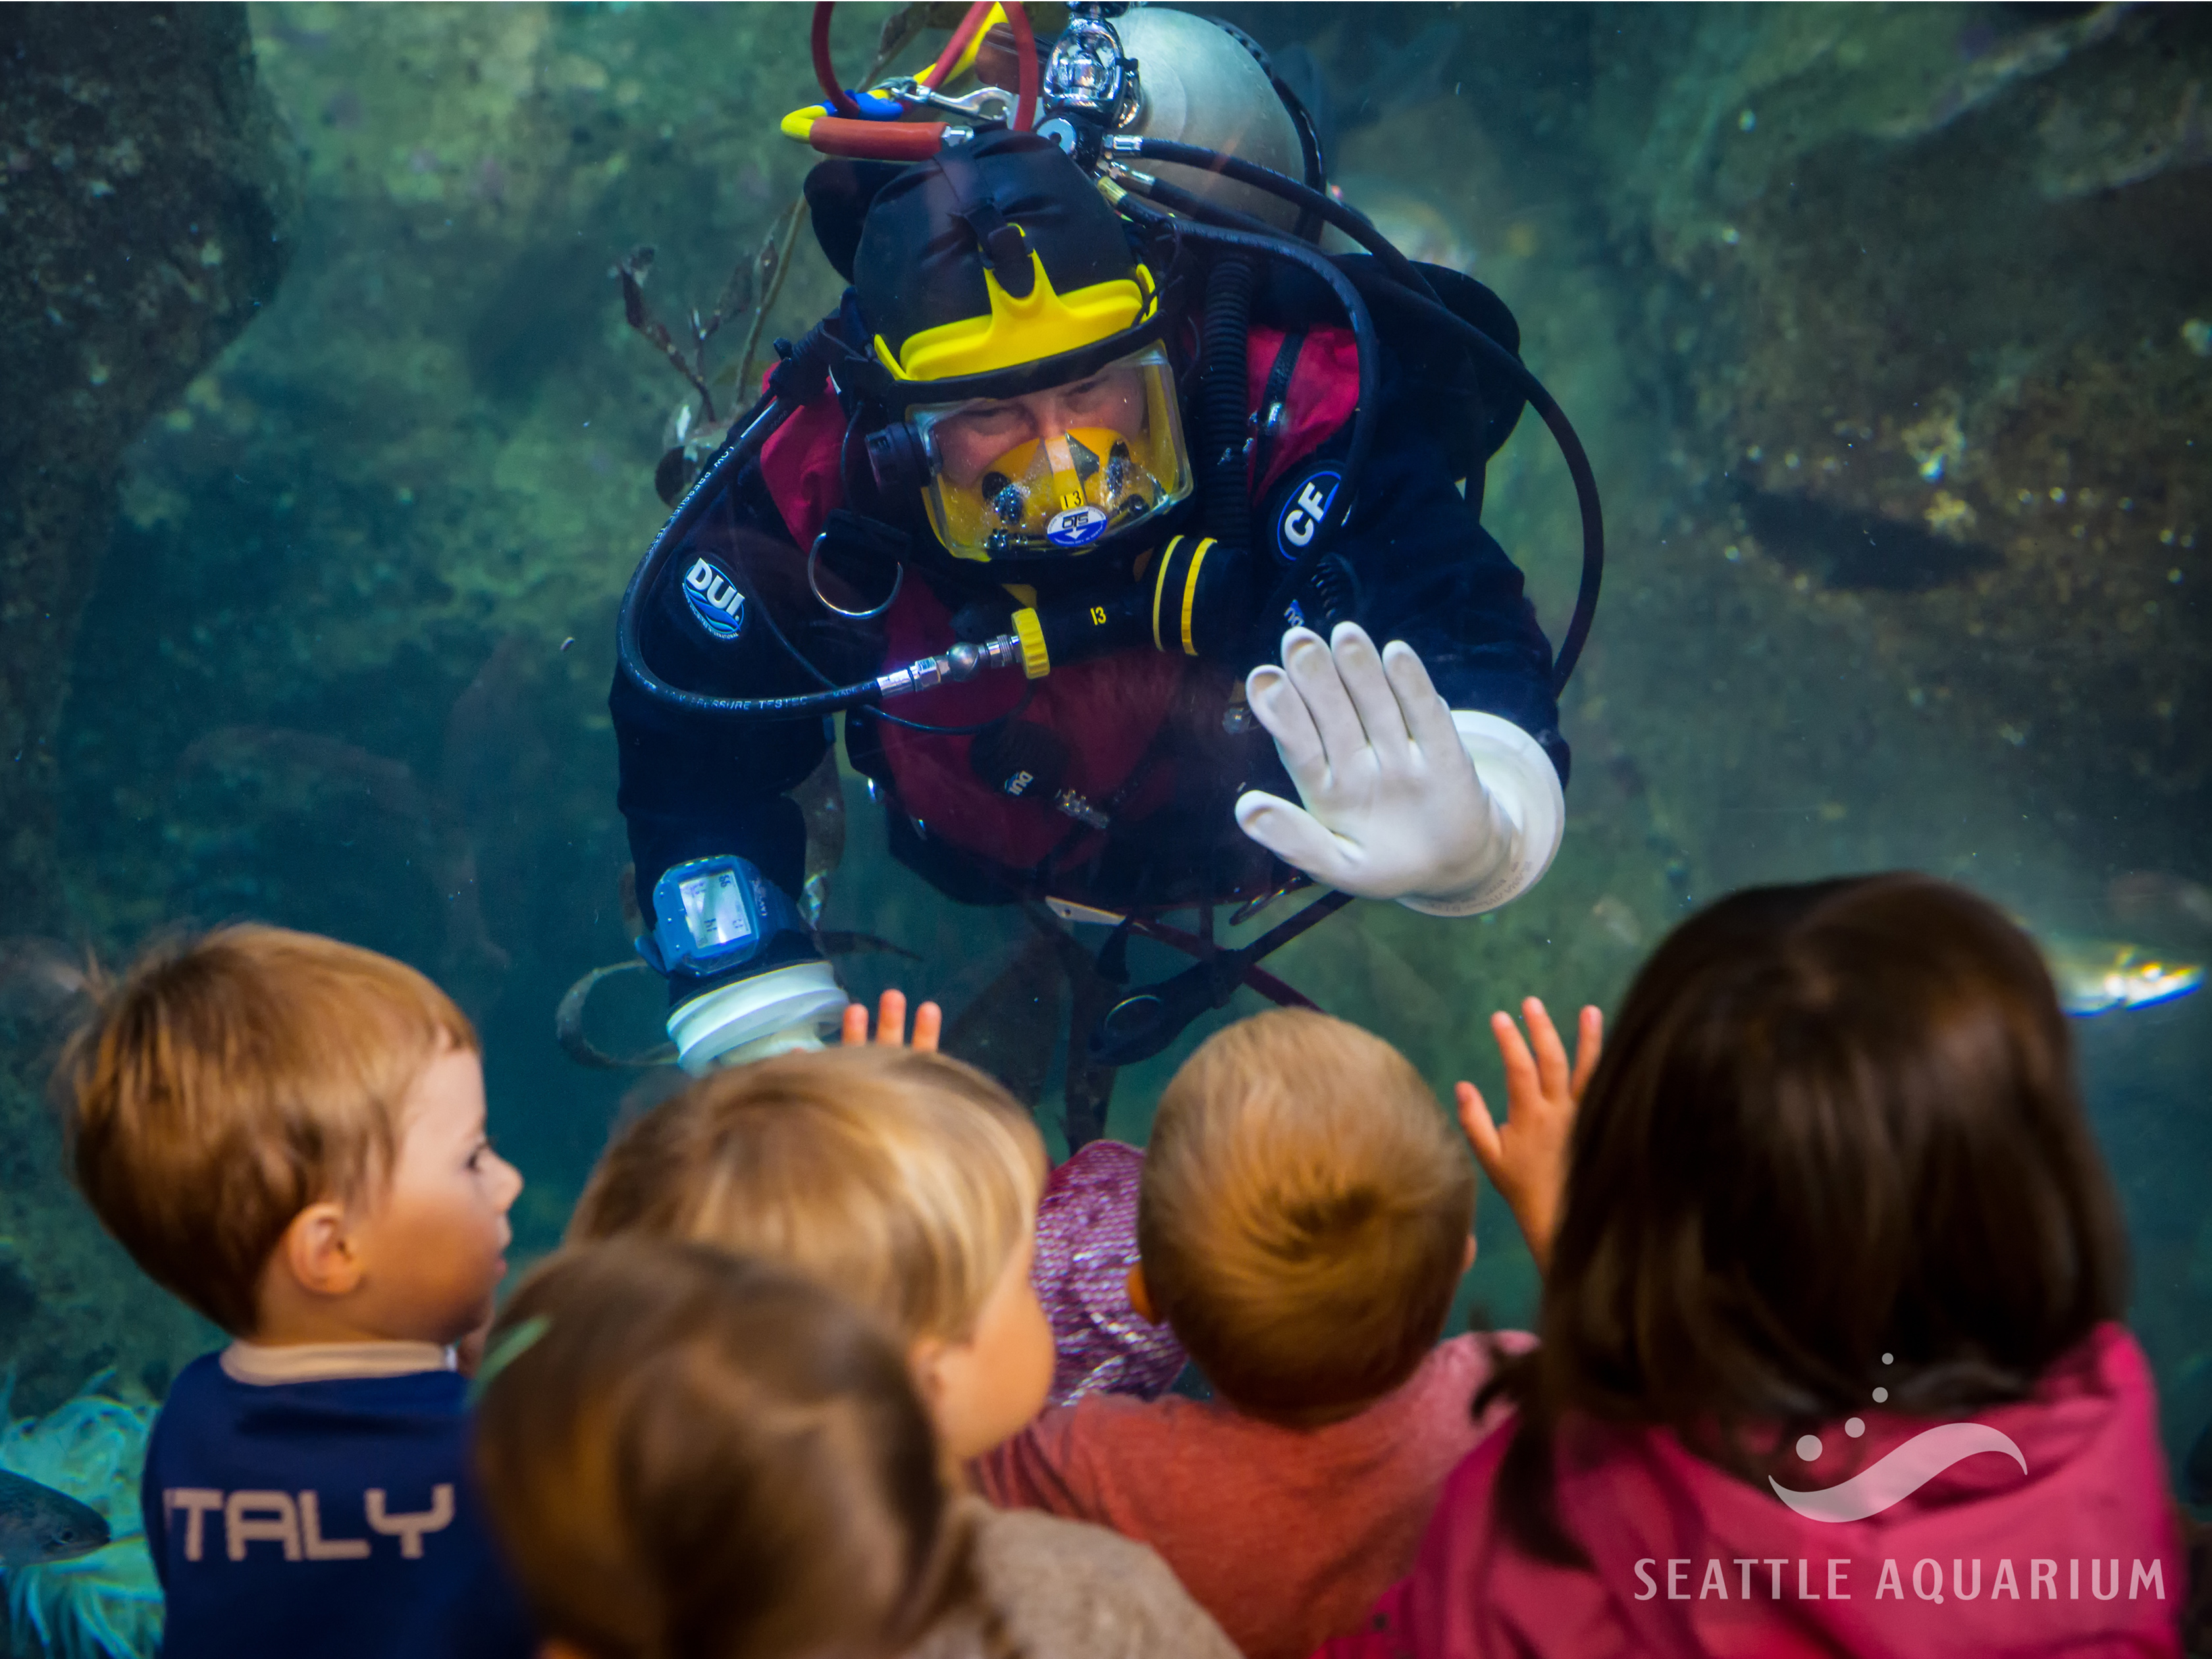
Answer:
[{"left": 910, "top": 345, "right": 1193, "bottom": 561}]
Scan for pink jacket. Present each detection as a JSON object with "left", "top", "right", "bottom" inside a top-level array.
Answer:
[{"left": 1319, "top": 1323, "right": 2182, "bottom": 1659}]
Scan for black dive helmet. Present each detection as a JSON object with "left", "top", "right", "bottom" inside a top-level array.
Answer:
[
  {"left": 825, "top": 132, "right": 1199, "bottom": 591},
  {"left": 616, "top": 1, "right": 1601, "bottom": 724}
]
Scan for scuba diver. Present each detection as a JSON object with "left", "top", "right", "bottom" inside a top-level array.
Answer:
[{"left": 608, "top": 3, "right": 1604, "bottom": 1100}]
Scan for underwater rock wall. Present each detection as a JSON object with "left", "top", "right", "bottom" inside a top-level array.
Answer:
[
  {"left": 0, "top": 5, "right": 294, "bottom": 940},
  {"left": 1, "top": 1, "right": 295, "bottom": 1448},
  {"left": 1590, "top": 2, "right": 2211, "bottom": 887}
]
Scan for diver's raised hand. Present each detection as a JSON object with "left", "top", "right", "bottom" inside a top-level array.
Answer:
[
  {"left": 1457, "top": 996, "right": 1601, "bottom": 1274},
  {"left": 841, "top": 988, "right": 942, "bottom": 1051},
  {"left": 1235, "top": 623, "right": 1518, "bottom": 908}
]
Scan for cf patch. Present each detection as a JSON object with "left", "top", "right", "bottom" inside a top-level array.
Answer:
[
  {"left": 1275, "top": 468, "right": 1341, "bottom": 562},
  {"left": 682, "top": 556, "right": 745, "bottom": 639}
]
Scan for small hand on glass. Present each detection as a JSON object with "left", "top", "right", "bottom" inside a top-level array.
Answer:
[
  {"left": 1456, "top": 996, "right": 1602, "bottom": 1275},
  {"left": 841, "top": 988, "right": 942, "bottom": 1052}
]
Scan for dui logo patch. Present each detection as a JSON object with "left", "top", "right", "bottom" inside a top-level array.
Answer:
[
  {"left": 682, "top": 556, "right": 745, "bottom": 640},
  {"left": 1275, "top": 467, "right": 1342, "bottom": 562}
]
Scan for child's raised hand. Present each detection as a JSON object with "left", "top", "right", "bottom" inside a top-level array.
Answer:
[
  {"left": 1456, "top": 997, "right": 1602, "bottom": 1275},
  {"left": 841, "top": 988, "right": 942, "bottom": 1052}
]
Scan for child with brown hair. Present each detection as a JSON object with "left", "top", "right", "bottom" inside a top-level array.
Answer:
[
  {"left": 474, "top": 1236, "right": 982, "bottom": 1659},
  {"left": 567, "top": 1041, "right": 1238, "bottom": 1657},
  {"left": 60, "top": 924, "right": 532, "bottom": 1659},
  {"left": 1323, "top": 873, "right": 2186, "bottom": 1659},
  {"left": 975, "top": 1007, "right": 1555, "bottom": 1659}
]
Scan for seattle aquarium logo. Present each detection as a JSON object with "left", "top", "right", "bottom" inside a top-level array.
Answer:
[{"left": 1767, "top": 1353, "right": 2026, "bottom": 1523}]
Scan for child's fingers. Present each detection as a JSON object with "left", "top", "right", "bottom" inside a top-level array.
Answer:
[
  {"left": 840, "top": 1001, "right": 871, "bottom": 1046},
  {"left": 1491, "top": 1009, "right": 1539, "bottom": 1106},
  {"left": 1569, "top": 1005, "right": 1604, "bottom": 1097},
  {"left": 873, "top": 988, "right": 908, "bottom": 1045},
  {"left": 1523, "top": 997, "right": 1572, "bottom": 1101},
  {"left": 910, "top": 999, "right": 943, "bottom": 1053},
  {"left": 1455, "top": 1080, "right": 1505, "bottom": 1177}
]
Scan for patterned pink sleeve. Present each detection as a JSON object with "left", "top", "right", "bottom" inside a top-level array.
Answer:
[{"left": 1031, "top": 1140, "right": 1188, "bottom": 1404}]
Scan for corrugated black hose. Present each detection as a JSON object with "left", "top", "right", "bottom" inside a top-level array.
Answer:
[{"left": 1200, "top": 253, "right": 1256, "bottom": 553}]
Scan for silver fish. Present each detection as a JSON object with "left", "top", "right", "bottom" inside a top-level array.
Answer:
[{"left": 0, "top": 1467, "right": 109, "bottom": 1569}]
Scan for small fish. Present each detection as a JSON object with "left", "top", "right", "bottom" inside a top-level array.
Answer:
[
  {"left": 2040, "top": 936, "right": 2205, "bottom": 1016},
  {"left": 1588, "top": 894, "right": 1645, "bottom": 949},
  {"left": 0, "top": 1467, "right": 109, "bottom": 1569}
]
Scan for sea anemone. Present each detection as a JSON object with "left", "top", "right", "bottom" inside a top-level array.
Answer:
[{"left": 0, "top": 1377, "right": 162, "bottom": 1659}]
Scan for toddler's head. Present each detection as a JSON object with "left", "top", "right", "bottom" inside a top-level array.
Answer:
[
  {"left": 1138, "top": 1009, "right": 1476, "bottom": 1425},
  {"left": 570, "top": 1046, "right": 1053, "bottom": 1460},
  {"left": 62, "top": 924, "right": 521, "bottom": 1346},
  {"left": 1505, "top": 874, "right": 2124, "bottom": 1540},
  {"left": 474, "top": 1238, "right": 961, "bottom": 1659}
]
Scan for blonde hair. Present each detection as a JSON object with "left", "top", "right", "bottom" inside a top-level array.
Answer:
[
  {"left": 61, "top": 924, "right": 476, "bottom": 1335},
  {"left": 571, "top": 1047, "right": 1046, "bottom": 1346},
  {"left": 475, "top": 1238, "right": 968, "bottom": 1659},
  {"left": 1139, "top": 1009, "right": 1475, "bottom": 1424}
]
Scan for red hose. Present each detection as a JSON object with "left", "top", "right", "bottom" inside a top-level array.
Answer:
[
  {"left": 810, "top": 119, "right": 949, "bottom": 161},
  {"left": 810, "top": 3, "right": 862, "bottom": 118},
  {"left": 1004, "top": 1, "right": 1037, "bottom": 133},
  {"left": 922, "top": 0, "right": 996, "bottom": 89}
]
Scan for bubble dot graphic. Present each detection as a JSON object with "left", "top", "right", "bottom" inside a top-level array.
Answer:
[
  {"left": 1845, "top": 1416, "right": 1865, "bottom": 1438},
  {"left": 1872, "top": 1386, "right": 1889, "bottom": 1404},
  {"left": 1882, "top": 1352, "right": 1894, "bottom": 1365},
  {"left": 1796, "top": 1433, "right": 1823, "bottom": 1462}
]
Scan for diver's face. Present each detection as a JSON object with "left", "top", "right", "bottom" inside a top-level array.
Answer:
[{"left": 932, "top": 367, "right": 1148, "bottom": 489}]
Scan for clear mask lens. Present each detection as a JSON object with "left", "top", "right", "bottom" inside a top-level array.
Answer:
[{"left": 912, "top": 346, "right": 1192, "bottom": 561}]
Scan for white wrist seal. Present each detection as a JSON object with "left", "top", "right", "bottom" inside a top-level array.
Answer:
[
  {"left": 666, "top": 960, "right": 849, "bottom": 1074},
  {"left": 1396, "top": 710, "right": 1566, "bottom": 916}
]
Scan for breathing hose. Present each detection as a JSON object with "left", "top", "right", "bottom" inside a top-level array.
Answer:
[
  {"left": 614, "top": 330, "right": 1000, "bottom": 720},
  {"left": 1117, "top": 144, "right": 1604, "bottom": 693},
  {"left": 1200, "top": 255, "right": 1257, "bottom": 552},
  {"left": 1112, "top": 136, "right": 1439, "bottom": 305},
  {"left": 1123, "top": 204, "right": 1380, "bottom": 656}
]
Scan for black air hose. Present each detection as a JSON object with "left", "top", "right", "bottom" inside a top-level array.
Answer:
[
  {"left": 1129, "top": 209, "right": 1379, "bottom": 656},
  {"left": 1200, "top": 254, "right": 1256, "bottom": 553},
  {"left": 1118, "top": 166, "right": 1604, "bottom": 694},
  {"left": 1115, "top": 137, "right": 1439, "bottom": 304}
]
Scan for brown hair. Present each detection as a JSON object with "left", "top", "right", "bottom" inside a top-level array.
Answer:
[
  {"left": 1139, "top": 1009, "right": 1475, "bottom": 1424},
  {"left": 569, "top": 1047, "right": 1045, "bottom": 1348},
  {"left": 474, "top": 1238, "right": 965, "bottom": 1659},
  {"left": 59, "top": 924, "right": 476, "bottom": 1335},
  {"left": 1487, "top": 873, "right": 2127, "bottom": 1561}
]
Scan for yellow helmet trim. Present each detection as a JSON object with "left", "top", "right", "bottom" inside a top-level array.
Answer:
[{"left": 876, "top": 256, "right": 1155, "bottom": 383}]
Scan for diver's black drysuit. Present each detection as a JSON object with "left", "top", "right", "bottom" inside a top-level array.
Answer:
[{"left": 610, "top": 257, "right": 1566, "bottom": 1013}]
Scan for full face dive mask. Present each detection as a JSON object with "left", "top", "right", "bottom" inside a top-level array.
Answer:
[{"left": 909, "top": 345, "right": 1192, "bottom": 560}]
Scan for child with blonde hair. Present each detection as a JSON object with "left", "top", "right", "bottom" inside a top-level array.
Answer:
[
  {"left": 976, "top": 1007, "right": 1560, "bottom": 1659},
  {"left": 1323, "top": 874, "right": 2184, "bottom": 1658},
  {"left": 61, "top": 925, "right": 532, "bottom": 1659},
  {"left": 568, "top": 1039, "right": 1237, "bottom": 1657}
]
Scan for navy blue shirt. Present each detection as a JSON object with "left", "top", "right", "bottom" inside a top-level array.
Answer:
[{"left": 142, "top": 1352, "right": 533, "bottom": 1659}]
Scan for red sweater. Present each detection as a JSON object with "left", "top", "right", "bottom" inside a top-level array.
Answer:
[
  {"left": 974, "top": 1332, "right": 1529, "bottom": 1659},
  {"left": 1319, "top": 1323, "right": 2182, "bottom": 1659}
]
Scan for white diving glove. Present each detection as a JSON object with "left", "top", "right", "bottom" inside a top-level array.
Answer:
[
  {"left": 666, "top": 959, "right": 850, "bottom": 1074},
  {"left": 1234, "top": 623, "right": 1565, "bottom": 916}
]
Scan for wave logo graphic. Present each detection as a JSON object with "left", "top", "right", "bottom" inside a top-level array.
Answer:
[
  {"left": 1768, "top": 1352, "right": 2026, "bottom": 1523},
  {"left": 1770, "top": 1423, "right": 2028, "bottom": 1522}
]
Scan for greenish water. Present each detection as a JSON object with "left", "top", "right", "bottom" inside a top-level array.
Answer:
[{"left": 3, "top": 5, "right": 2208, "bottom": 1650}]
